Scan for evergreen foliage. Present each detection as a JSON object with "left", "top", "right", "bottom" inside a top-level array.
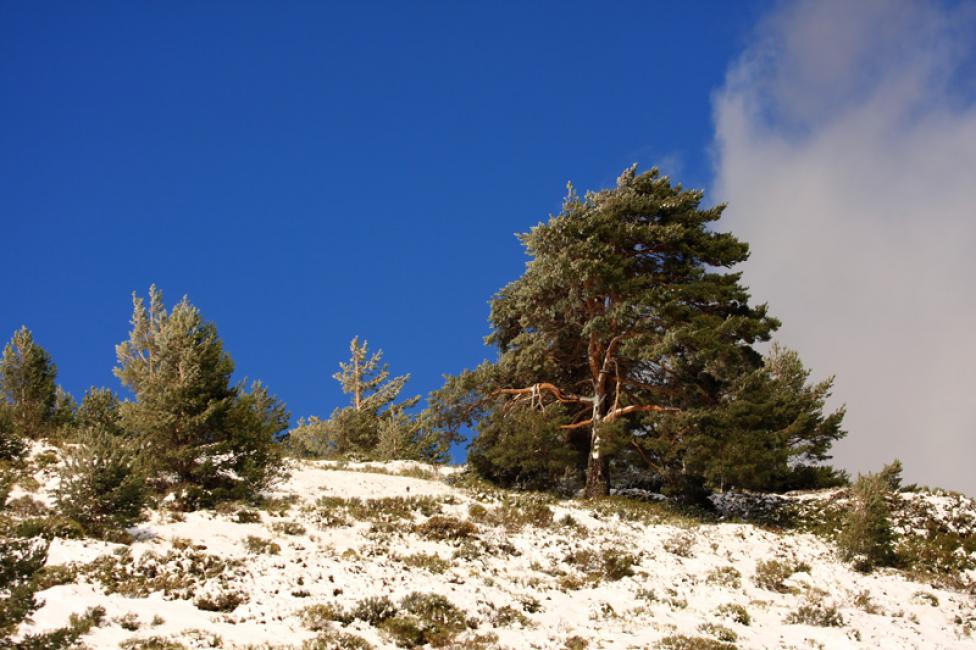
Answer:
[
  {"left": 75, "top": 387, "right": 125, "bottom": 438},
  {"left": 837, "top": 463, "right": 898, "bottom": 571},
  {"left": 0, "top": 536, "right": 47, "bottom": 640},
  {"left": 434, "top": 167, "right": 794, "bottom": 497},
  {"left": 1, "top": 327, "right": 59, "bottom": 439},
  {"left": 287, "top": 338, "right": 456, "bottom": 463},
  {"left": 55, "top": 429, "right": 148, "bottom": 536},
  {"left": 0, "top": 405, "right": 24, "bottom": 461},
  {"left": 114, "top": 285, "right": 288, "bottom": 506},
  {"left": 686, "top": 344, "right": 847, "bottom": 491}
]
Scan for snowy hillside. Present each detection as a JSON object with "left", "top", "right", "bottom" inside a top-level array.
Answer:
[{"left": 5, "top": 446, "right": 976, "bottom": 649}]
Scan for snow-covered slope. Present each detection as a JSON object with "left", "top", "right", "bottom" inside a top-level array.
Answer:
[{"left": 8, "top": 453, "right": 976, "bottom": 649}]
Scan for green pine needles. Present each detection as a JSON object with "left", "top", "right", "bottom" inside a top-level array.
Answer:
[
  {"left": 287, "top": 337, "right": 457, "bottom": 463},
  {"left": 114, "top": 285, "right": 289, "bottom": 508}
]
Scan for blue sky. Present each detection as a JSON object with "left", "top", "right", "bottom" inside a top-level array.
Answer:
[
  {"left": 3, "top": 1, "right": 975, "bottom": 491},
  {"left": 0, "top": 2, "right": 768, "bottom": 428}
]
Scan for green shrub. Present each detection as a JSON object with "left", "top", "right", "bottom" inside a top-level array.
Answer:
[
  {"left": 414, "top": 516, "right": 478, "bottom": 541},
  {"left": 244, "top": 536, "right": 280, "bottom": 555},
  {"left": 706, "top": 566, "right": 742, "bottom": 589},
  {"left": 398, "top": 552, "right": 451, "bottom": 574},
  {"left": 194, "top": 590, "right": 246, "bottom": 612},
  {"left": 234, "top": 509, "right": 262, "bottom": 523},
  {"left": 837, "top": 468, "right": 896, "bottom": 571},
  {"left": 380, "top": 592, "right": 468, "bottom": 648},
  {"left": 785, "top": 601, "right": 844, "bottom": 627},
  {"left": 0, "top": 537, "right": 47, "bottom": 638},
  {"left": 55, "top": 430, "right": 147, "bottom": 536},
  {"left": 715, "top": 603, "right": 751, "bottom": 626},
  {"left": 753, "top": 559, "right": 810, "bottom": 593},
  {"left": 13, "top": 515, "right": 85, "bottom": 540},
  {"left": 657, "top": 635, "right": 737, "bottom": 650},
  {"left": 302, "top": 629, "right": 373, "bottom": 650}
]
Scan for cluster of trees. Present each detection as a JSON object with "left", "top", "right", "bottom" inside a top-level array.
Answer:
[
  {"left": 2, "top": 165, "right": 850, "bottom": 521},
  {"left": 286, "top": 337, "right": 457, "bottom": 463},
  {"left": 1, "top": 286, "right": 290, "bottom": 535}
]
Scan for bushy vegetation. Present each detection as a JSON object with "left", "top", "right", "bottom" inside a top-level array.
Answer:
[
  {"left": 837, "top": 463, "right": 898, "bottom": 571},
  {"left": 55, "top": 430, "right": 147, "bottom": 536},
  {"left": 286, "top": 337, "right": 458, "bottom": 464},
  {"left": 113, "top": 286, "right": 289, "bottom": 507}
]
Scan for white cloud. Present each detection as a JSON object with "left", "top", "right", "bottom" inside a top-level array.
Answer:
[{"left": 713, "top": 0, "right": 976, "bottom": 493}]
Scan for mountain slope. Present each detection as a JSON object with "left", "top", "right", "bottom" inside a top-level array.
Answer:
[{"left": 6, "top": 449, "right": 976, "bottom": 649}]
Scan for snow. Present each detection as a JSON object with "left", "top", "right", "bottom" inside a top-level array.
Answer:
[{"left": 9, "top": 455, "right": 976, "bottom": 649}]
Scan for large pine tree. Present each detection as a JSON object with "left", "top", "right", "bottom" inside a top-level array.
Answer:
[{"left": 448, "top": 167, "right": 780, "bottom": 498}]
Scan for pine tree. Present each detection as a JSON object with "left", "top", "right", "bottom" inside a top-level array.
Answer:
[
  {"left": 837, "top": 464, "right": 898, "bottom": 571},
  {"left": 443, "top": 166, "right": 779, "bottom": 498},
  {"left": 333, "top": 337, "right": 417, "bottom": 419},
  {"left": 321, "top": 338, "right": 420, "bottom": 456},
  {"left": 687, "top": 343, "right": 847, "bottom": 491},
  {"left": 114, "top": 286, "right": 288, "bottom": 506},
  {"left": 55, "top": 429, "right": 147, "bottom": 536},
  {"left": 75, "top": 387, "right": 125, "bottom": 438},
  {"left": 1, "top": 327, "right": 58, "bottom": 438}
]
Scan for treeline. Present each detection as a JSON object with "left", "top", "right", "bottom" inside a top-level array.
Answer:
[{"left": 1, "top": 166, "right": 854, "bottom": 522}]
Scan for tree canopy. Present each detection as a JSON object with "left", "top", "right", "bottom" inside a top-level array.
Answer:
[{"left": 432, "top": 166, "right": 844, "bottom": 498}]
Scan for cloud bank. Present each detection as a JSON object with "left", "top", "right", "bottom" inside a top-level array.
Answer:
[{"left": 713, "top": 0, "right": 976, "bottom": 493}]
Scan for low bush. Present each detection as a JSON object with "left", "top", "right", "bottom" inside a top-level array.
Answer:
[
  {"left": 784, "top": 600, "right": 844, "bottom": 627},
  {"left": 753, "top": 559, "right": 810, "bottom": 593},
  {"left": 414, "top": 516, "right": 478, "bottom": 541},
  {"left": 55, "top": 430, "right": 147, "bottom": 536},
  {"left": 837, "top": 467, "right": 896, "bottom": 571}
]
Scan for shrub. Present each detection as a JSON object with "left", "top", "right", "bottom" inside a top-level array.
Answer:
[
  {"left": 753, "top": 559, "right": 810, "bottom": 593},
  {"left": 706, "top": 566, "right": 742, "bottom": 589},
  {"left": 0, "top": 537, "right": 47, "bottom": 638},
  {"left": 234, "top": 509, "right": 262, "bottom": 523},
  {"left": 350, "top": 596, "right": 398, "bottom": 626},
  {"left": 657, "top": 635, "right": 737, "bottom": 650},
  {"left": 698, "top": 622, "right": 737, "bottom": 643},
  {"left": 399, "top": 552, "right": 451, "bottom": 574},
  {"left": 302, "top": 629, "right": 374, "bottom": 650},
  {"left": 715, "top": 603, "right": 751, "bottom": 626},
  {"left": 837, "top": 467, "right": 895, "bottom": 571},
  {"left": 244, "top": 536, "right": 280, "bottom": 555},
  {"left": 55, "top": 430, "right": 147, "bottom": 536},
  {"left": 271, "top": 521, "right": 306, "bottom": 536},
  {"left": 414, "top": 516, "right": 478, "bottom": 541},
  {"left": 785, "top": 601, "right": 844, "bottom": 627},
  {"left": 380, "top": 592, "right": 468, "bottom": 648},
  {"left": 194, "top": 590, "right": 246, "bottom": 612}
]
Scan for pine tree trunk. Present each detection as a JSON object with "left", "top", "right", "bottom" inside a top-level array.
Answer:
[
  {"left": 585, "top": 449, "right": 610, "bottom": 498},
  {"left": 583, "top": 389, "right": 610, "bottom": 499}
]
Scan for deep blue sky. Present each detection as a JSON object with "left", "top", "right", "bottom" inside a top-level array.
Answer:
[{"left": 1, "top": 2, "right": 770, "bottom": 459}]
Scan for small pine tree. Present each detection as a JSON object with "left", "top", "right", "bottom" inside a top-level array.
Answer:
[
  {"left": 0, "top": 405, "right": 24, "bottom": 461},
  {"left": 1, "top": 327, "right": 58, "bottom": 438},
  {"left": 55, "top": 430, "right": 147, "bottom": 536},
  {"left": 75, "top": 387, "right": 125, "bottom": 438},
  {"left": 333, "top": 337, "right": 419, "bottom": 420},
  {"left": 114, "top": 285, "right": 288, "bottom": 506},
  {"left": 0, "top": 536, "right": 48, "bottom": 640},
  {"left": 296, "top": 337, "right": 421, "bottom": 458},
  {"left": 837, "top": 463, "right": 897, "bottom": 571}
]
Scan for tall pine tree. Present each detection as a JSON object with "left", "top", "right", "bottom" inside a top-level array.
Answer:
[{"left": 436, "top": 167, "right": 781, "bottom": 497}]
